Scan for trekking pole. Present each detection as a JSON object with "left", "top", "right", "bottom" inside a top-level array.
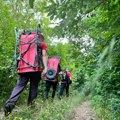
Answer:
[
  {"left": 14, "top": 27, "right": 19, "bottom": 68},
  {"left": 36, "top": 23, "right": 41, "bottom": 35}
]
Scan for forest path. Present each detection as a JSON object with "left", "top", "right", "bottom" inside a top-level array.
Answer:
[
  {"left": 72, "top": 101, "right": 99, "bottom": 120},
  {"left": 0, "top": 110, "right": 4, "bottom": 120},
  {"left": 0, "top": 101, "right": 99, "bottom": 120},
  {"left": 0, "top": 107, "right": 20, "bottom": 120}
]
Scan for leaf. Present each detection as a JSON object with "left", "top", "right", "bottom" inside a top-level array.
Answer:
[{"left": 29, "top": 0, "right": 34, "bottom": 8}]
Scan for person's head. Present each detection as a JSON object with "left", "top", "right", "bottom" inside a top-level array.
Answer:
[
  {"left": 37, "top": 31, "right": 44, "bottom": 41},
  {"left": 66, "top": 68, "right": 69, "bottom": 72}
]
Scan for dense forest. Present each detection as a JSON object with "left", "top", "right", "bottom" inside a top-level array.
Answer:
[{"left": 0, "top": 0, "right": 120, "bottom": 120}]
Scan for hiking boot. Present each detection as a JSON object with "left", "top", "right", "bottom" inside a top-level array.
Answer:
[
  {"left": 51, "top": 98, "right": 54, "bottom": 102},
  {"left": 43, "top": 93, "right": 48, "bottom": 101},
  {"left": 4, "top": 104, "right": 14, "bottom": 116},
  {"left": 27, "top": 100, "right": 36, "bottom": 108},
  {"left": 58, "top": 96, "right": 62, "bottom": 100}
]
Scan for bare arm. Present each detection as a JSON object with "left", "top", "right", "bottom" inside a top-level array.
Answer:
[{"left": 42, "top": 49, "right": 48, "bottom": 75}]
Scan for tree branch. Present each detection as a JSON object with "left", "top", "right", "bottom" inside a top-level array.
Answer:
[{"left": 84, "top": 0, "right": 109, "bottom": 14}]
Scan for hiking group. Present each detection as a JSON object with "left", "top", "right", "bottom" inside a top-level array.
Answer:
[{"left": 4, "top": 25, "right": 72, "bottom": 116}]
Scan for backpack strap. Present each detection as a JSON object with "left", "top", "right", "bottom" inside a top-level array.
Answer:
[
  {"left": 18, "top": 33, "right": 42, "bottom": 69},
  {"left": 36, "top": 42, "right": 43, "bottom": 68}
]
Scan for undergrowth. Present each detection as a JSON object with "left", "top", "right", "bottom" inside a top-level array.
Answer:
[
  {"left": 2, "top": 92, "right": 86, "bottom": 120},
  {"left": 92, "top": 95, "right": 120, "bottom": 120}
]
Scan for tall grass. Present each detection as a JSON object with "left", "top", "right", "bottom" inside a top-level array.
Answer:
[
  {"left": 2, "top": 92, "right": 86, "bottom": 120},
  {"left": 90, "top": 38, "right": 120, "bottom": 120}
]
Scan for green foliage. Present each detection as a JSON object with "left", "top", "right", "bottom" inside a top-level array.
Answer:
[
  {"left": 0, "top": 0, "right": 120, "bottom": 119},
  {"left": 73, "top": 68, "right": 85, "bottom": 91},
  {"left": 45, "top": 0, "right": 120, "bottom": 119},
  {"left": 0, "top": 0, "right": 17, "bottom": 104},
  {"left": 29, "top": 0, "right": 35, "bottom": 8},
  {"left": 91, "top": 38, "right": 120, "bottom": 119},
  {"left": 47, "top": 42, "right": 75, "bottom": 69},
  {"left": 92, "top": 94, "right": 120, "bottom": 120}
]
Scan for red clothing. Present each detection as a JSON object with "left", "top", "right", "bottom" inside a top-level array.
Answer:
[
  {"left": 18, "top": 42, "right": 47, "bottom": 73},
  {"left": 61, "top": 71, "right": 72, "bottom": 83},
  {"left": 66, "top": 71, "right": 72, "bottom": 78}
]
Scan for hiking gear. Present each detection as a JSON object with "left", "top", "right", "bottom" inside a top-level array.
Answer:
[
  {"left": 61, "top": 71, "right": 68, "bottom": 80},
  {"left": 36, "top": 24, "right": 44, "bottom": 40},
  {"left": 46, "top": 68, "right": 56, "bottom": 80},
  {"left": 14, "top": 28, "right": 20, "bottom": 68},
  {"left": 17, "top": 31, "right": 42, "bottom": 73},
  {"left": 45, "top": 57, "right": 61, "bottom": 82},
  {"left": 61, "top": 71, "right": 69, "bottom": 82},
  {"left": 60, "top": 70, "right": 72, "bottom": 84},
  {"left": 68, "top": 78, "right": 72, "bottom": 84},
  {"left": 14, "top": 24, "right": 44, "bottom": 73},
  {"left": 66, "top": 77, "right": 72, "bottom": 84}
]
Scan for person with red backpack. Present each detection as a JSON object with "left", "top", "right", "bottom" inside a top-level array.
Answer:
[
  {"left": 4, "top": 27, "right": 48, "bottom": 116},
  {"left": 58, "top": 68, "right": 72, "bottom": 100},
  {"left": 44, "top": 57, "right": 61, "bottom": 101}
]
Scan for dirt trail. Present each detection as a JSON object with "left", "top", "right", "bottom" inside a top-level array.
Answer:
[
  {"left": 0, "top": 111, "right": 4, "bottom": 120},
  {"left": 73, "top": 101, "right": 99, "bottom": 120},
  {"left": 0, "top": 101, "right": 98, "bottom": 120},
  {"left": 0, "top": 107, "right": 21, "bottom": 120}
]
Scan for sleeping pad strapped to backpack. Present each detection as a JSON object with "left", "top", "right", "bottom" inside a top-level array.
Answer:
[
  {"left": 45, "top": 57, "right": 61, "bottom": 82},
  {"left": 17, "top": 32, "right": 42, "bottom": 73}
]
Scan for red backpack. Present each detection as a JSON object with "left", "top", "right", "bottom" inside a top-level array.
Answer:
[
  {"left": 45, "top": 57, "right": 61, "bottom": 82},
  {"left": 17, "top": 31, "right": 43, "bottom": 73}
]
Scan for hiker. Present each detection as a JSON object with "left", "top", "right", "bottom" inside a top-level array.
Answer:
[
  {"left": 4, "top": 28, "right": 48, "bottom": 116},
  {"left": 44, "top": 77, "right": 58, "bottom": 101},
  {"left": 58, "top": 68, "right": 72, "bottom": 99},
  {"left": 44, "top": 57, "right": 61, "bottom": 101}
]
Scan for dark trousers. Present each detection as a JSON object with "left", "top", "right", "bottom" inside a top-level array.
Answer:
[
  {"left": 6, "top": 72, "right": 41, "bottom": 106},
  {"left": 59, "top": 83, "right": 69, "bottom": 99},
  {"left": 44, "top": 81, "right": 58, "bottom": 99}
]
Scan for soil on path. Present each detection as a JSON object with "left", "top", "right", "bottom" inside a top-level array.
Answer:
[
  {"left": 0, "top": 107, "right": 21, "bottom": 120},
  {"left": 0, "top": 111, "right": 4, "bottom": 120},
  {"left": 73, "top": 101, "right": 99, "bottom": 120},
  {"left": 0, "top": 101, "right": 99, "bottom": 120}
]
